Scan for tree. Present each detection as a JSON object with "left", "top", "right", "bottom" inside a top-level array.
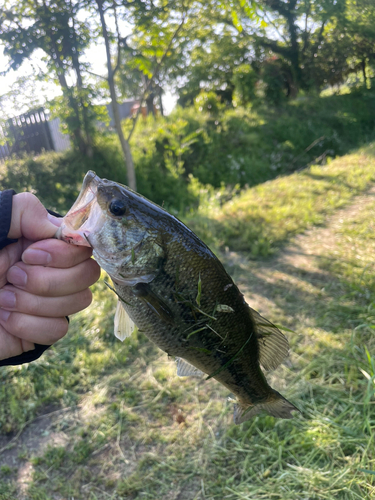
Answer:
[
  {"left": 175, "top": 27, "right": 252, "bottom": 106},
  {"left": 86, "top": 0, "right": 189, "bottom": 190},
  {"left": 0, "top": 0, "right": 97, "bottom": 156}
]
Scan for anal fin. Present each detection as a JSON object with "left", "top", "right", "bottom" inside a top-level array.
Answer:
[{"left": 176, "top": 357, "right": 204, "bottom": 378}]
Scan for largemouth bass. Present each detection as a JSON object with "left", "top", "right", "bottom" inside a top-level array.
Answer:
[{"left": 57, "top": 171, "right": 298, "bottom": 423}]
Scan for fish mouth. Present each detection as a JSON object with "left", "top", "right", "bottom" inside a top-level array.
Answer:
[{"left": 55, "top": 171, "right": 103, "bottom": 247}]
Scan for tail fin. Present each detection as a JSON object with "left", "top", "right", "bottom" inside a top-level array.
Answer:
[{"left": 233, "top": 391, "right": 299, "bottom": 424}]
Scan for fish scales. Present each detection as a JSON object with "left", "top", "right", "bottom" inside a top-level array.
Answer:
[{"left": 57, "top": 171, "right": 299, "bottom": 423}]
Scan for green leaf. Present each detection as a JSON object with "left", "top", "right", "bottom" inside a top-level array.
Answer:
[
  {"left": 359, "top": 468, "right": 375, "bottom": 476},
  {"left": 196, "top": 273, "right": 202, "bottom": 307}
]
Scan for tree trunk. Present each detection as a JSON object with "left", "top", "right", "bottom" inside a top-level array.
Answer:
[
  {"left": 70, "top": 11, "right": 93, "bottom": 158},
  {"left": 362, "top": 59, "right": 367, "bottom": 89},
  {"left": 263, "top": 0, "right": 302, "bottom": 95},
  {"left": 57, "top": 71, "right": 87, "bottom": 153},
  {"left": 146, "top": 93, "right": 155, "bottom": 117},
  {"left": 97, "top": 0, "right": 137, "bottom": 190},
  {"left": 41, "top": 1, "right": 88, "bottom": 154},
  {"left": 159, "top": 89, "right": 164, "bottom": 116},
  {"left": 284, "top": 2, "right": 301, "bottom": 95}
]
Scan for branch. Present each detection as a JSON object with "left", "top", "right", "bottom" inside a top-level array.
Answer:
[
  {"left": 262, "top": 0, "right": 293, "bottom": 18},
  {"left": 262, "top": 12, "right": 288, "bottom": 44},
  {"left": 85, "top": 69, "right": 107, "bottom": 80},
  {"left": 306, "top": 18, "right": 327, "bottom": 63},
  {"left": 112, "top": 0, "right": 122, "bottom": 76},
  {"left": 254, "top": 35, "right": 292, "bottom": 58},
  {"left": 127, "top": 14, "right": 187, "bottom": 142}
]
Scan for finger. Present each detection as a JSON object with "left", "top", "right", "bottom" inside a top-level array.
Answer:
[
  {"left": 0, "top": 240, "right": 23, "bottom": 288},
  {"left": 8, "top": 192, "right": 61, "bottom": 241},
  {"left": 0, "top": 326, "right": 36, "bottom": 361},
  {"left": 0, "top": 309, "right": 69, "bottom": 345},
  {"left": 0, "top": 285, "right": 93, "bottom": 317},
  {"left": 6, "top": 259, "right": 101, "bottom": 297},
  {"left": 22, "top": 238, "right": 93, "bottom": 268}
]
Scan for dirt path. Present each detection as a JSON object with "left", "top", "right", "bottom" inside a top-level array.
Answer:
[{"left": 225, "top": 185, "right": 375, "bottom": 321}]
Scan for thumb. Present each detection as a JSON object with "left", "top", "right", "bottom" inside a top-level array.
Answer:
[{"left": 7, "top": 193, "right": 62, "bottom": 241}]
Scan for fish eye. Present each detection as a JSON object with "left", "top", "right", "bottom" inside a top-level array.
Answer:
[{"left": 109, "top": 199, "right": 127, "bottom": 217}]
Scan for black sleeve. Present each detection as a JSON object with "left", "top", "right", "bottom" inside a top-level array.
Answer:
[
  {"left": 0, "top": 344, "right": 51, "bottom": 366},
  {"left": 0, "top": 189, "right": 18, "bottom": 250},
  {"left": 0, "top": 189, "right": 53, "bottom": 367}
]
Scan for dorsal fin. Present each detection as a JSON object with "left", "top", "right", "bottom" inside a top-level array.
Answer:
[
  {"left": 114, "top": 300, "right": 137, "bottom": 341},
  {"left": 175, "top": 357, "right": 205, "bottom": 378},
  {"left": 249, "top": 307, "right": 289, "bottom": 371}
]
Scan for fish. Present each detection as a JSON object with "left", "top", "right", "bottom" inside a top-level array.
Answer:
[{"left": 56, "top": 170, "right": 299, "bottom": 423}]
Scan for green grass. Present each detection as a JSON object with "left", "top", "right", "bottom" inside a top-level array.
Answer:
[
  {"left": 1, "top": 146, "right": 375, "bottom": 498},
  {"left": 187, "top": 143, "right": 375, "bottom": 257}
]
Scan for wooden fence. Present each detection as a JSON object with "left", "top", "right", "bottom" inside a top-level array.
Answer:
[
  {"left": 0, "top": 100, "right": 139, "bottom": 162},
  {"left": 0, "top": 108, "right": 71, "bottom": 162}
]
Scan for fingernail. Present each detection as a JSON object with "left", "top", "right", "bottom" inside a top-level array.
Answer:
[
  {"left": 22, "top": 249, "right": 52, "bottom": 266},
  {"left": 0, "top": 309, "right": 11, "bottom": 322},
  {"left": 0, "top": 291, "right": 16, "bottom": 309},
  {"left": 7, "top": 266, "right": 27, "bottom": 287}
]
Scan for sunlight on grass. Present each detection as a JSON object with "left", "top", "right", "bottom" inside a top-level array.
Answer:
[{"left": 187, "top": 143, "right": 375, "bottom": 257}]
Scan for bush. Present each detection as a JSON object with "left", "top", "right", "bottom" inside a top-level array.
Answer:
[
  {"left": 1, "top": 89, "right": 375, "bottom": 216},
  {"left": 0, "top": 135, "right": 127, "bottom": 214}
]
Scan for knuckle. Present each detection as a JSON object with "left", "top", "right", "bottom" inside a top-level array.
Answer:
[
  {"left": 87, "top": 259, "right": 101, "bottom": 282},
  {"left": 27, "top": 267, "right": 55, "bottom": 295},
  {"left": 48, "top": 318, "right": 69, "bottom": 343},
  {"left": 26, "top": 295, "right": 44, "bottom": 316},
  {"left": 16, "top": 192, "right": 37, "bottom": 205},
  {"left": 80, "top": 288, "right": 93, "bottom": 309}
]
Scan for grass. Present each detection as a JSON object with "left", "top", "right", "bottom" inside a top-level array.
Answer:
[
  {"left": 0, "top": 147, "right": 375, "bottom": 498},
  {"left": 187, "top": 143, "right": 375, "bottom": 257}
]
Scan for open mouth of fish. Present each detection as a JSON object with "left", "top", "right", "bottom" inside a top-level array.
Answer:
[{"left": 55, "top": 171, "right": 102, "bottom": 247}]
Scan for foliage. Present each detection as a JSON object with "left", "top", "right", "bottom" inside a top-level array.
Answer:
[
  {"left": 168, "top": 0, "right": 375, "bottom": 104},
  {"left": 232, "top": 64, "right": 258, "bottom": 105},
  {"left": 261, "top": 58, "right": 289, "bottom": 104},
  {"left": 0, "top": 135, "right": 125, "bottom": 214},
  {"left": 1, "top": 89, "right": 375, "bottom": 216},
  {"left": 0, "top": 0, "right": 98, "bottom": 155},
  {"left": 131, "top": 89, "right": 375, "bottom": 209}
]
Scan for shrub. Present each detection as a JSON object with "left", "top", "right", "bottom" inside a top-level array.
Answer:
[{"left": 1, "top": 89, "right": 375, "bottom": 215}]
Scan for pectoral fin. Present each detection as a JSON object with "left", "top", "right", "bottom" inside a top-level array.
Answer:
[
  {"left": 249, "top": 307, "right": 289, "bottom": 371},
  {"left": 133, "top": 283, "right": 175, "bottom": 325},
  {"left": 114, "top": 300, "right": 137, "bottom": 341},
  {"left": 176, "top": 358, "right": 204, "bottom": 378}
]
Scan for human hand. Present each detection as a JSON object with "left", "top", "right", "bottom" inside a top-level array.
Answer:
[{"left": 0, "top": 193, "right": 100, "bottom": 361}]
